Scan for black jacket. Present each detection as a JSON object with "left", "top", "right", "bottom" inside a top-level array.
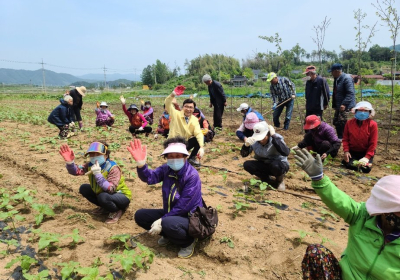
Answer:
[
  {"left": 69, "top": 89, "right": 83, "bottom": 109},
  {"left": 208, "top": 81, "right": 226, "bottom": 105},
  {"left": 48, "top": 99, "right": 74, "bottom": 126},
  {"left": 305, "top": 76, "right": 330, "bottom": 111}
]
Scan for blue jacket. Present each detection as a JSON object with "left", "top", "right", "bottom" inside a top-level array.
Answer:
[
  {"left": 244, "top": 107, "right": 264, "bottom": 121},
  {"left": 137, "top": 161, "right": 203, "bottom": 218},
  {"left": 332, "top": 73, "right": 356, "bottom": 110},
  {"left": 48, "top": 99, "right": 74, "bottom": 126}
]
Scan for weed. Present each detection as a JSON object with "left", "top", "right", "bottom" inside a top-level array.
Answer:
[{"left": 220, "top": 236, "right": 235, "bottom": 248}]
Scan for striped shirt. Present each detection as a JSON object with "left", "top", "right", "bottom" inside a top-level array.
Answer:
[{"left": 270, "top": 77, "right": 296, "bottom": 104}]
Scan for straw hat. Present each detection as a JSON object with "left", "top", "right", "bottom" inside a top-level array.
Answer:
[{"left": 76, "top": 86, "right": 87, "bottom": 97}]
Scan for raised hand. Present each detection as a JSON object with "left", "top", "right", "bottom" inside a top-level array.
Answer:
[
  {"left": 127, "top": 139, "right": 147, "bottom": 167},
  {"left": 59, "top": 144, "right": 75, "bottom": 163},
  {"left": 174, "top": 85, "right": 186, "bottom": 96},
  {"left": 91, "top": 161, "right": 101, "bottom": 175},
  {"left": 294, "top": 149, "right": 323, "bottom": 181},
  {"left": 120, "top": 95, "right": 126, "bottom": 105}
]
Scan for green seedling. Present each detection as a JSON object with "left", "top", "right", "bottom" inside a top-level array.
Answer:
[
  {"left": 52, "top": 192, "right": 73, "bottom": 211},
  {"left": 11, "top": 187, "right": 35, "bottom": 210},
  {"left": 57, "top": 261, "right": 80, "bottom": 280},
  {"left": 75, "top": 266, "right": 102, "bottom": 279},
  {"left": 64, "top": 228, "right": 85, "bottom": 246},
  {"left": 0, "top": 192, "right": 14, "bottom": 211},
  {"left": 301, "top": 202, "right": 317, "bottom": 209},
  {"left": 220, "top": 237, "right": 235, "bottom": 248},
  {"left": 319, "top": 208, "right": 338, "bottom": 221},
  {"left": 216, "top": 204, "right": 223, "bottom": 213},
  {"left": 38, "top": 231, "right": 61, "bottom": 254},
  {"left": 5, "top": 255, "right": 38, "bottom": 272},
  {"left": 23, "top": 269, "right": 49, "bottom": 280},
  {"left": 110, "top": 234, "right": 131, "bottom": 249},
  {"left": 32, "top": 203, "right": 55, "bottom": 226},
  {"left": 291, "top": 229, "right": 314, "bottom": 244},
  {"left": 0, "top": 209, "right": 25, "bottom": 231},
  {"left": 0, "top": 239, "right": 19, "bottom": 257}
]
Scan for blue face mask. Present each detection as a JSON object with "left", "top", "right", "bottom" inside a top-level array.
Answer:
[
  {"left": 355, "top": 111, "right": 370, "bottom": 121},
  {"left": 167, "top": 158, "right": 185, "bottom": 171},
  {"left": 90, "top": 155, "right": 106, "bottom": 166},
  {"left": 164, "top": 113, "right": 169, "bottom": 120}
]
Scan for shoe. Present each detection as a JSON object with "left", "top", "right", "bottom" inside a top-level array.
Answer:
[
  {"left": 277, "top": 181, "right": 286, "bottom": 191},
  {"left": 105, "top": 210, "right": 123, "bottom": 224},
  {"left": 188, "top": 157, "right": 200, "bottom": 166},
  {"left": 178, "top": 240, "right": 197, "bottom": 258},
  {"left": 145, "top": 132, "right": 150, "bottom": 137},
  {"left": 131, "top": 133, "right": 136, "bottom": 138},
  {"left": 272, "top": 175, "right": 285, "bottom": 191},
  {"left": 91, "top": 207, "right": 108, "bottom": 215},
  {"left": 157, "top": 236, "right": 170, "bottom": 246}
]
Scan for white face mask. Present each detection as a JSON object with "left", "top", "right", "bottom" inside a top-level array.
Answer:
[
  {"left": 306, "top": 76, "right": 311, "bottom": 81},
  {"left": 145, "top": 105, "right": 150, "bottom": 108}
]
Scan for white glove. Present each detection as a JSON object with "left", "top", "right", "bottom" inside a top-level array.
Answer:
[
  {"left": 148, "top": 218, "right": 162, "bottom": 235},
  {"left": 245, "top": 137, "right": 256, "bottom": 147},
  {"left": 138, "top": 127, "right": 144, "bottom": 131},
  {"left": 197, "top": 147, "right": 205, "bottom": 159},
  {"left": 291, "top": 145, "right": 299, "bottom": 150},
  {"left": 171, "top": 91, "right": 176, "bottom": 97},
  {"left": 154, "top": 134, "right": 159, "bottom": 139},
  {"left": 358, "top": 157, "right": 369, "bottom": 166},
  {"left": 91, "top": 161, "right": 102, "bottom": 175},
  {"left": 120, "top": 95, "right": 126, "bottom": 105},
  {"left": 292, "top": 94, "right": 296, "bottom": 99},
  {"left": 69, "top": 122, "right": 75, "bottom": 127},
  {"left": 268, "top": 125, "right": 275, "bottom": 136}
]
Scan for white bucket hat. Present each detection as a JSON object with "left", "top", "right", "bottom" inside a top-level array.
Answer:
[
  {"left": 252, "top": 121, "right": 269, "bottom": 141},
  {"left": 161, "top": 143, "right": 189, "bottom": 156},
  {"left": 237, "top": 103, "right": 249, "bottom": 112},
  {"left": 100, "top": 102, "right": 108, "bottom": 107},
  {"left": 351, "top": 101, "right": 375, "bottom": 117},
  {"left": 76, "top": 86, "right": 87, "bottom": 97},
  {"left": 366, "top": 175, "right": 400, "bottom": 216}
]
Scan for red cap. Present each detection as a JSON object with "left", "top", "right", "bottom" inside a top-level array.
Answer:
[
  {"left": 304, "top": 115, "right": 321, "bottom": 130},
  {"left": 303, "top": 65, "right": 317, "bottom": 74}
]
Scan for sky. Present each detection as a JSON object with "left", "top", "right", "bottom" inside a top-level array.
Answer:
[{"left": 0, "top": 0, "right": 396, "bottom": 77}]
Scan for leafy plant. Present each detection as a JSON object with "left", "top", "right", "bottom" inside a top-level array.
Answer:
[
  {"left": 0, "top": 209, "right": 25, "bottom": 231},
  {"left": 64, "top": 228, "right": 85, "bottom": 246},
  {"left": 32, "top": 203, "right": 55, "bottom": 226},
  {"left": 319, "top": 208, "right": 338, "bottom": 221},
  {"left": 109, "top": 233, "right": 131, "bottom": 249},
  {"left": 57, "top": 261, "right": 80, "bottom": 280},
  {"left": 11, "top": 187, "right": 35, "bottom": 210},
  {"left": 5, "top": 255, "right": 38, "bottom": 272},
  {"left": 0, "top": 239, "right": 19, "bottom": 257},
  {"left": 220, "top": 236, "right": 235, "bottom": 248},
  {"left": 23, "top": 269, "right": 49, "bottom": 280}
]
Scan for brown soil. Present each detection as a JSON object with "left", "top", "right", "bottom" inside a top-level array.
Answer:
[{"left": 0, "top": 98, "right": 399, "bottom": 279}]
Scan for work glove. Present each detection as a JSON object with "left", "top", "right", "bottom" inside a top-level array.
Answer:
[
  {"left": 148, "top": 218, "right": 162, "bottom": 235},
  {"left": 69, "top": 122, "right": 75, "bottom": 127},
  {"left": 90, "top": 161, "right": 102, "bottom": 175},
  {"left": 294, "top": 149, "right": 324, "bottom": 181},
  {"left": 268, "top": 125, "right": 275, "bottom": 136},
  {"left": 245, "top": 137, "right": 256, "bottom": 147},
  {"left": 272, "top": 103, "right": 277, "bottom": 110},
  {"left": 154, "top": 134, "right": 159, "bottom": 139},
  {"left": 358, "top": 157, "right": 369, "bottom": 166},
  {"left": 140, "top": 100, "right": 144, "bottom": 105},
  {"left": 174, "top": 85, "right": 186, "bottom": 96},
  {"left": 291, "top": 94, "right": 296, "bottom": 99},
  {"left": 120, "top": 95, "right": 126, "bottom": 105},
  {"left": 127, "top": 139, "right": 147, "bottom": 168},
  {"left": 59, "top": 144, "right": 75, "bottom": 164},
  {"left": 291, "top": 145, "right": 299, "bottom": 150},
  {"left": 138, "top": 127, "right": 144, "bottom": 131},
  {"left": 197, "top": 147, "right": 205, "bottom": 159}
]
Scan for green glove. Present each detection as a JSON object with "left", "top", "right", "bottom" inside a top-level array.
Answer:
[{"left": 294, "top": 149, "right": 323, "bottom": 181}]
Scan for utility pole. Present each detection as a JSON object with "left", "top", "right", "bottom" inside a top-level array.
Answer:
[
  {"left": 41, "top": 58, "right": 46, "bottom": 94},
  {"left": 103, "top": 65, "right": 107, "bottom": 88}
]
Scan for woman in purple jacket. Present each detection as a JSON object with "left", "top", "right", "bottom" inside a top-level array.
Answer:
[{"left": 127, "top": 137, "right": 203, "bottom": 259}]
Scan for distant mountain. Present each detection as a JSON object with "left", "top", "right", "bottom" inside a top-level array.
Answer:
[
  {"left": 0, "top": 68, "right": 85, "bottom": 86},
  {"left": 389, "top": 44, "right": 400, "bottom": 52},
  {"left": 78, "top": 73, "right": 139, "bottom": 81}
]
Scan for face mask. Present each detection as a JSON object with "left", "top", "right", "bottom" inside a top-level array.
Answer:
[
  {"left": 145, "top": 105, "right": 151, "bottom": 108},
  {"left": 90, "top": 155, "right": 106, "bottom": 166},
  {"left": 305, "top": 76, "right": 311, "bottom": 81},
  {"left": 167, "top": 158, "right": 185, "bottom": 171},
  {"left": 100, "top": 109, "right": 107, "bottom": 113},
  {"left": 164, "top": 113, "right": 169, "bottom": 119},
  {"left": 355, "top": 111, "right": 370, "bottom": 121},
  {"left": 384, "top": 213, "right": 400, "bottom": 231}
]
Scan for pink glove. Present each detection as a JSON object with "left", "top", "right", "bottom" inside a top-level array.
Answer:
[
  {"left": 127, "top": 139, "right": 147, "bottom": 167},
  {"left": 174, "top": 85, "right": 186, "bottom": 96},
  {"left": 59, "top": 144, "right": 75, "bottom": 163}
]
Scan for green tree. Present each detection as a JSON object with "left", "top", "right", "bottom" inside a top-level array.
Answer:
[
  {"left": 154, "top": 59, "right": 170, "bottom": 84},
  {"left": 291, "top": 43, "right": 306, "bottom": 64},
  {"left": 243, "top": 68, "right": 254, "bottom": 79},
  {"left": 141, "top": 65, "right": 154, "bottom": 85}
]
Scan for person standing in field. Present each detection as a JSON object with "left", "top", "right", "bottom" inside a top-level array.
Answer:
[
  {"left": 303, "top": 65, "right": 330, "bottom": 119},
  {"left": 68, "top": 86, "right": 86, "bottom": 131},
  {"left": 329, "top": 63, "right": 356, "bottom": 139},
  {"left": 267, "top": 72, "right": 296, "bottom": 130},
  {"left": 202, "top": 74, "right": 227, "bottom": 130}
]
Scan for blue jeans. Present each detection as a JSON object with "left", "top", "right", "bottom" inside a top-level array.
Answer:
[
  {"left": 134, "top": 209, "right": 194, "bottom": 247},
  {"left": 273, "top": 99, "right": 294, "bottom": 130}
]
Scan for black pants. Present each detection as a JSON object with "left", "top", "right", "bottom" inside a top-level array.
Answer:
[
  {"left": 57, "top": 124, "right": 70, "bottom": 138},
  {"left": 333, "top": 109, "right": 349, "bottom": 139},
  {"left": 306, "top": 109, "right": 323, "bottom": 119},
  {"left": 236, "top": 128, "right": 254, "bottom": 141},
  {"left": 302, "top": 134, "right": 339, "bottom": 158},
  {"left": 213, "top": 103, "right": 224, "bottom": 129},
  {"left": 72, "top": 106, "right": 82, "bottom": 122},
  {"left": 129, "top": 126, "right": 152, "bottom": 134},
  {"left": 341, "top": 151, "right": 373, "bottom": 173},
  {"left": 79, "top": 184, "right": 130, "bottom": 212},
  {"left": 187, "top": 137, "right": 200, "bottom": 159},
  {"left": 134, "top": 209, "right": 194, "bottom": 247},
  {"left": 243, "top": 159, "right": 289, "bottom": 185}
]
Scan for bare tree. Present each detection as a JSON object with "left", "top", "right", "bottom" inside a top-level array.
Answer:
[
  {"left": 354, "top": 9, "right": 378, "bottom": 99},
  {"left": 373, "top": 0, "right": 400, "bottom": 152},
  {"left": 311, "top": 16, "right": 331, "bottom": 75}
]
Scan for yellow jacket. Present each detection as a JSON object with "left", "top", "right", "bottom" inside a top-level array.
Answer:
[{"left": 165, "top": 94, "right": 204, "bottom": 147}]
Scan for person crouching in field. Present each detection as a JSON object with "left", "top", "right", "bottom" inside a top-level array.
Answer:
[
  {"left": 155, "top": 104, "right": 171, "bottom": 139},
  {"left": 95, "top": 101, "right": 115, "bottom": 128},
  {"left": 59, "top": 141, "right": 131, "bottom": 224},
  {"left": 48, "top": 95, "right": 76, "bottom": 139},
  {"left": 128, "top": 137, "right": 203, "bottom": 258},
  {"left": 120, "top": 95, "right": 152, "bottom": 138},
  {"left": 141, "top": 100, "right": 154, "bottom": 125}
]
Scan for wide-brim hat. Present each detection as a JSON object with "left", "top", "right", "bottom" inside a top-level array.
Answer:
[
  {"left": 304, "top": 115, "right": 321, "bottom": 130},
  {"left": 351, "top": 101, "right": 375, "bottom": 117},
  {"left": 266, "top": 72, "right": 277, "bottom": 83},
  {"left": 236, "top": 103, "right": 249, "bottom": 112},
  {"left": 100, "top": 102, "right": 108, "bottom": 107},
  {"left": 252, "top": 121, "right": 269, "bottom": 141},
  {"left": 366, "top": 175, "right": 400, "bottom": 216},
  {"left": 160, "top": 143, "right": 189, "bottom": 156},
  {"left": 128, "top": 104, "right": 139, "bottom": 111},
  {"left": 85, "top": 142, "right": 107, "bottom": 157},
  {"left": 76, "top": 86, "right": 87, "bottom": 97}
]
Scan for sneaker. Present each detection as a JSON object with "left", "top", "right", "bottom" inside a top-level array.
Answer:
[
  {"left": 157, "top": 236, "right": 170, "bottom": 246},
  {"left": 277, "top": 181, "right": 286, "bottom": 192},
  {"left": 188, "top": 157, "right": 200, "bottom": 166},
  {"left": 91, "top": 207, "right": 108, "bottom": 215},
  {"left": 178, "top": 240, "right": 197, "bottom": 258},
  {"left": 105, "top": 210, "right": 123, "bottom": 224}
]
